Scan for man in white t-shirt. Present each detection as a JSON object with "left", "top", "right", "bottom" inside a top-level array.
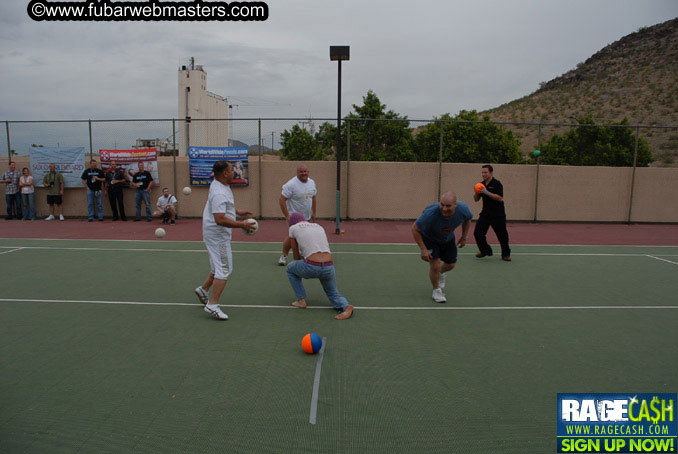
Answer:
[
  {"left": 286, "top": 212, "right": 354, "bottom": 320},
  {"left": 277, "top": 164, "right": 317, "bottom": 265},
  {"left": 194, "top": 161, "right": 255, "bottom": 320},
  {"left": 155, "top": 187, "right": 177, "bottom": 225}
]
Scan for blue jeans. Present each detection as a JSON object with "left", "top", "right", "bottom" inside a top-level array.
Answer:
[
  {"left": 135, "top": 189, "right": 152, "bottom": 220},
  {"left": 286, "top": 260, "right": 350, "bottom": 310},
  {"left": 5, "top": 193, "right": 22, "bottom": 219},
  {"left": 86, "top": 189, "right": 104, "bottom": 220},
  {"left": 21, "top": 193, "right": 35, "bottom": 220}
]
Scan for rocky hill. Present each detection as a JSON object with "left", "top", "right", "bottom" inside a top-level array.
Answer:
[{"left": 483, "top": 18, "right": 678, "bottom": 166}]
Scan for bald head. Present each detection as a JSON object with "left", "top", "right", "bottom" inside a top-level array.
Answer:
[
  {"left": 439, "top": 192, "right": 458, "bottom": 218},
  {"left": 441, "top": 192, "right": 457, "bottom": 203},
  {"left": 296, "top": 164, "right": 309, "bottom": 183}
]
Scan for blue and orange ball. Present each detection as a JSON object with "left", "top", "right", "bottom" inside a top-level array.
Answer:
[{"left": 302, "top": 333, "right": 323, "bottom": 354}]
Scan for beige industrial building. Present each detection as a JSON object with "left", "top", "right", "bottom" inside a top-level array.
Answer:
[{"left": 177, "top": 59, "right": 229, "bottom": 155}]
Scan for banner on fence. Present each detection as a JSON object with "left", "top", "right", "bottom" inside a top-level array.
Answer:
[
  {"left": 99, "top": 148, "right": 159, "bottom": 183},
  {"left": 188, "top": 146, "right": 249, "bottom": 187},
  {"left": 30, "top": 146, "right": 87, "bottom": 188}
]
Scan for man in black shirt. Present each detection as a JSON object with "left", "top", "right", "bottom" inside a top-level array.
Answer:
[
  {"left": 80, "top": 159, "right": 106, "bottom": 222},
  {"left": 104, "top": 161, "right": 128, "bottom": 221},
  {"left": 473, "top": 164, "right": 511, "bottom": 261},
  {"left": 131, "top": 161, "right": 154, "bottom": 221}
]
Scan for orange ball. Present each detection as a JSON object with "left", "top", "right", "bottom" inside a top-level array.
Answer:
[
  {"left": 302, "top": 333, "right": 323, "bottom": 354},
  {"left": 474, "top": 182, "right": 485, "bottom": 194}
]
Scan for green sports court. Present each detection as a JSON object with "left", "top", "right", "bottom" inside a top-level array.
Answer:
[{"left": 1, "top": 236, "right": 676, "bottom": 453}]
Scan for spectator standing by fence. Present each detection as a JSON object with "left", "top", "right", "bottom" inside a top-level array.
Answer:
[
  {"left": 131, "top": 162, "right": 153, "bottom": 222},
  {"left": 81, "top": 160, "right": 106, "bottom": 222},
  {"left": 105, "top": 161, "right": 127, "bottom": 221},
  {"left": 43, "top": 163, "right": 65, "bottom": 221},
  {"left": 1, "top": 161, "right": 22, "bottom": 220},
  {"left": 19, "top": 167, "right": 35, "bottom": 220}
]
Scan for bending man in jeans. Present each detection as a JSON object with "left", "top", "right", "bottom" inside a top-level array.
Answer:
[{"left": 286, "top": 212, "right": 354, "bottom": 320}]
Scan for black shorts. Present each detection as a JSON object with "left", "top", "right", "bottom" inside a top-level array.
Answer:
[
  {"left": 46, "top": 195, "right": 62, "bottom": 205},
  {"left": 423, "top": 237, "right": 458, "bottom": 264}
]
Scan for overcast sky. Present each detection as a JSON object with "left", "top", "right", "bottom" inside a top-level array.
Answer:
[{"left": 0, "top": 0, "right": 676, "bottom": 124}]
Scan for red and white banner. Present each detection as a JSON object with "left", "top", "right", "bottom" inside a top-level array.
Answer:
[{"left": 99, "top": 148, "right": 159, "bottom": 183}]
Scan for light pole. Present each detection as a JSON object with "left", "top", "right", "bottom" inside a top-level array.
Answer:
[{"left": 330, "top": 45, "right": 349, "bottom": 234}]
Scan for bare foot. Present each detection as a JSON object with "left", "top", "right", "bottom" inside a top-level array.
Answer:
[{"left": 335, "top": 305, "right": 354, "bottom": 320}]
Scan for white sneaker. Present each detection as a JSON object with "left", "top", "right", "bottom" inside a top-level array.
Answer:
[
  {"left": 432, "top": 288, "right": 447, "bottom": 303},
  {"left": 59, "top": 214, "right": 65, "bottom": 221},
  {"left": 204, "top": 304, "right": 228, "bottom": 320},
  {"left": 277, "top": 255, "right": 287, "bottom": 266},
  {"left": 45, "top": 215, "right": 55, "bottom": 221},
  {"left": 438, "top": 272, "right": 446, "bottom": 289},
  {"left": 194, "top": 286, "right": 209, "bottom": 305}
]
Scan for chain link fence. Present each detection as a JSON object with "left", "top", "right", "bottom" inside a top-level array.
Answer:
[{"left": 3, "top": 118, "right": 677, "bottom": 222}]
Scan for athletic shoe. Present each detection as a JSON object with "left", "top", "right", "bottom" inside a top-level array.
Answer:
[
  {"left": 432, "top": 288, "right": 447, "bottom": 303},
  {"left": 502, "top": 256, "right": 512, "bottom": 262},
  {"left": 438, "top": 272, "right": 446, "bottom": 289},
  {"left": 59, "top": 214, "right": 64, "bottom": 221},
  {"left": 291, "top": 300, "right": 307, "bottom": 309},
  {"left": 475, "top": 252, "right": 492, "bottom": 258},
  {"left": 335, "top": 305, "right": 354, "bottom": 320},
  {"left": 204, "top": 304, "right": 228, "bottom": 320},
  {"left": 277, "top": 255, "right": 287, "bottom": 266},
  {"left": 194, "top": 286, "right": 209, "bottom": 305},
  {"left": 45, "top": 215, "right": 55, "bottom": 221},
  {"left": 170, "top": 220, "right": 175, "bottom": 225}
]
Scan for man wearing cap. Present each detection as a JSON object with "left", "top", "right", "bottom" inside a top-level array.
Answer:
[{"left": 286, "top": 212, "right": 354, "bottom": 320}]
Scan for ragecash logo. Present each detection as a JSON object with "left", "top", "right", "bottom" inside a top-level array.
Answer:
[{"left": 557, "top": 393, "right": 677, "bottom": 453}]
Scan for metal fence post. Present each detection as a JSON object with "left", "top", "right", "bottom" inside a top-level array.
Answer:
[
  {"left": 88, "top": 120, "right": 93, "bottom": 160},
  {"left": 438, "top": 120, "right": 443, "bottom": 200},
  {"left": 533, "top": 123, "right": 542, "bottom": 222},
  {"left": 258, "top": 119, "right": 262, "bottom": 220},
  {"left": 346, "top": 119, "right": 351, "bottom": 220},
  {"left": 172, "top": 119, "right": 177, "bottom": 204},
  {"left": 627, "top": 125, "right": 640, "bottom": 224},
  {"left": 6, "top": 121, "right": 11, "bottom": 161}
]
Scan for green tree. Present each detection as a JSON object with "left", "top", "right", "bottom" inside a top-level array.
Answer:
[
  {"left": 314, "top": 121, "right": 338, "bottom": 158},
  {"left": 413, "top": 110, "right": 522, "bottom": 163},
  {"left": 279, "top": 125, "right": 323, "bottom": 161},
  {"left": 345, "top": 90, "right": 416, "bottom": 161},
  {"left": 538, "top": 117, "right": 653, "bottom": 166}
]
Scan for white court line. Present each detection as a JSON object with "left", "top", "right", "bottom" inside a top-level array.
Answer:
[
  {"left": 0, "top": 245, "right": 676, "bottom": 257},
  {"left": 1, "top": 298, "right": 677, "bottom": 311},
  {"left": 2, "top": 237, "right": 678, "bottom": 247},
  {"left": 646, "top": 255, "right": 678, "bottom": 265},
  {"left": 0, "top": 247, "right": 23, "bottom": 255},
  {"left": 309, "top": 337, "right": 327, "bottom": 425}
]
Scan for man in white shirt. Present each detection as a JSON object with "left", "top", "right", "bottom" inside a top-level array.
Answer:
[
  {"left": 155, "top": 187, "right": 177, "bottom": 225},
  {"left": 278, "top": 165, "right": 317, "bottom": 265},
  {"left": 286, "top": 212, "right": 354, "bottom": 320},
  {"left": 195, "top": 161, "right": 255, "bottom": 320}
]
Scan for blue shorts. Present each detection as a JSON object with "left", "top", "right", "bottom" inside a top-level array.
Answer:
[{"left": 423, "top": 237, "right": 458, "bottom": 264}]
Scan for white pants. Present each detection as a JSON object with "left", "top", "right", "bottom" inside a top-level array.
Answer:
[{"left": 205, "top": 238, "right": 233, "bottom": 280}]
